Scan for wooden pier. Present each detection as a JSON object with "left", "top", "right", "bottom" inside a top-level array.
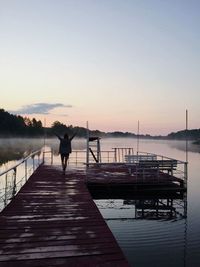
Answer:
[
  {"left": 0, "top": 165, "right": 130, "bottom": 267},
  {"left": 0, "top": 150, "right": 187, "bottom": 267}
]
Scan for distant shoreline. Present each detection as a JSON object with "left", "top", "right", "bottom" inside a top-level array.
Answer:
[
  {"left": 1, "top": 108, "right": 200, "bottom": 142},
  {"left": 0, "top": 135, "right": 199, "bottom": 142}
]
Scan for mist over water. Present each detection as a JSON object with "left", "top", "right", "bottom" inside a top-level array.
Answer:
[
  {"left": 0, "top": 138, "right": 43, "bottom": 166},
  {"left": 0, "top": 137, "right": 199, "bottom": 166},
  {"left": 0, "top": 137, "right": 87, "bottom": 170}
]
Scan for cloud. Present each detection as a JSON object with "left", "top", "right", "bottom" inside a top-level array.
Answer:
[{"left": 10, "top": 103, "right": 72, "bottom": 115}]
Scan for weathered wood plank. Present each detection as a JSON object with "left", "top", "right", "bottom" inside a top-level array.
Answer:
[{"left": 0, "top": 165, "right": 130, "bottom": 267}]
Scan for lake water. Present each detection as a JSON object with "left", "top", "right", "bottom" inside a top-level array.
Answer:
[{"left": 0, "top": 137, "right": 200, "bottom": 266}]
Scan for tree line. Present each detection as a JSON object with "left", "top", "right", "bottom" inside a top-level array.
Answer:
[
  {"left": 0, "top": 108, "right": 105, "bottom": 138},
  {"left": 0, "top": 109, "right": 43, "bottom": 137},
  {"left": 167, "top": 129, "right": 200, "bottom": 140},
  {"left": 0, "top": 108, "right": 200, "bottom": 140}
]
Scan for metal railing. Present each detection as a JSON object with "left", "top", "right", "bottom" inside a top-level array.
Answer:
[
  {"left": 136, "top": 151, "right": 188, "bottom": 187},
  {"left": 0, "top": 146, "right": 187, "bottom": 212},
  {"left": 64, "top": 148, "right": 134, "bottom": 165},
  {"left": 43, "top": 150, "right": 54, "bottom": 165},
  {"left": 65, "top": 148, "right": 187, "bottom": 189},
  {"left": 0, "top": 149, "right": 43, "bottom": 211}
]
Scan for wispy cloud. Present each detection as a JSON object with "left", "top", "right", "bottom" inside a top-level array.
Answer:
[{"left": 10, "top": 103, "right": 72, "bottom": 115}]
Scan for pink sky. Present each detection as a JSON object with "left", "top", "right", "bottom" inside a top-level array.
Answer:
[{"left": 1, "top": 1, "right": 200, "bottom": 135}]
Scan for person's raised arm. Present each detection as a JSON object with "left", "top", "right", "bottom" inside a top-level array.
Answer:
[
  {"left": 54, "top": 132, "right": 61, "bottom": 140},
  {"left": 70, "top": 130, "right": 78, "bottom": 141}
]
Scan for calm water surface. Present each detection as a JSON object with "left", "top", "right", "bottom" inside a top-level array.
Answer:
[
  {"left": 0, "top": 138, "right": 200, "bottom": 267},
  {"left": 96, "top": 138, "right": 200, "bottom": 267}
]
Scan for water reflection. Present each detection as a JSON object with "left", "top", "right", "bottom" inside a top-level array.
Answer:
[
  {"left": 93, "top": 191, "right": 187, "bottom": 267},
  {"left": 169, "top": 140, "right": 200, "bottom": 153},
  {"left": 2, "top": 169, "right": 17, "bottom": 208},
  {"left": 0, "top": 151, "right": 43, "bottom": 211},
  {"left": 93, "top": 191, "right": 187, "bottom": 221},
  {"left": 126, "top": 197, "right": 187, "bottom": 220}
]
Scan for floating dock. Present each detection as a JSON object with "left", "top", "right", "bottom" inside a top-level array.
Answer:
[
  {"left": 86, "top": 162, "right": 186, "bottom": 192},
  {"left": 0, "top": 165, "right": 130, "bottom": 267}
]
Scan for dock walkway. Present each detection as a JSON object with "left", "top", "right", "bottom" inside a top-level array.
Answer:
[{"left": 0, "top": 165, "right": 129, "bottom": 267}]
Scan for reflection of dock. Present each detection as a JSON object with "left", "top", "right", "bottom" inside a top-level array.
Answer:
[
  {"left": 91, "top": 187, "right": 187, "bottom": 221},
  {"left": 87, "top": 158, "right": 187, "bottom": 222},
  {"left": 133, "top": 198, "right": 186, "bottom": 220},
  {"left": 0, "top": 165, "right": 130, "bottom": 266}
]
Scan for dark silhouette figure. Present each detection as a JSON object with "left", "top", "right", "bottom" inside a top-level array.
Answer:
[{"left": 55, "top": 132, "right": 77, "bottom": 174}]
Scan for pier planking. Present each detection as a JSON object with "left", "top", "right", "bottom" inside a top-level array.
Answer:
[{"left": 0, "top": 165, "right": 130, "bottom": 267}]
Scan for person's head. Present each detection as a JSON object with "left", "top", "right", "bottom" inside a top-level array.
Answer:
[{"left": 64, "top": 133, "right": 69, "bottom": 139}]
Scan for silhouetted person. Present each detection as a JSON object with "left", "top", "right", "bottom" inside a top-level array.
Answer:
[{"left": 55, "top": 132, "right": 77, "bottom": 174}]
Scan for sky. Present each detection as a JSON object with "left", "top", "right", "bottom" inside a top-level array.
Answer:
[{"left": 1, "top": 0, "right": 200, "bottom": 135}]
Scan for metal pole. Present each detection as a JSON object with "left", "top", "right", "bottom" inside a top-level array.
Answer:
[
  {"left": 137, "top": 120, "right": 140, "bottom": 157},
  {"left": 12, "top": 168, "right": 17, "bottom": 199},
  {"left": 4, "top": 173, "right": 8, "bottom": 207},
  {"left": 25, "top": 160, "right": 28, "bottom": 181},
  {"left": 185, "top": 109, "right": 188, "bottom": 163},
  {"left": 33, "top": 156, "right": 35, "bottom": 171},
  {"left": 185, "top": 109, "right": 188, "bottom": 188},
  {"left": 43, "top": 118, "right": 46, "bottom": 151},
  {"left": 114, "top": 148, "right": 117, "bottom": 162},
  {"left": 97, "top": 138, "right": 101, "bottom": 163},
  {"left": 86, "top": 121, "right": 89, "bottom": 166},
  {"left": 51, "top": 149, "right": 53, "bottom": 165},
  {"left": 42, "top": 151, "right": 45, "bottom": 164}
]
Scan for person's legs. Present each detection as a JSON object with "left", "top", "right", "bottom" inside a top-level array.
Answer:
[
  {"left": 63, "top": 154, "right": 69, "bottom": 171},
  {"left": 61, "top": 154, "right": 65, "bottom": 173},
  {"left": 61, "top": 154, "right": 69, "bottom": 174}
]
